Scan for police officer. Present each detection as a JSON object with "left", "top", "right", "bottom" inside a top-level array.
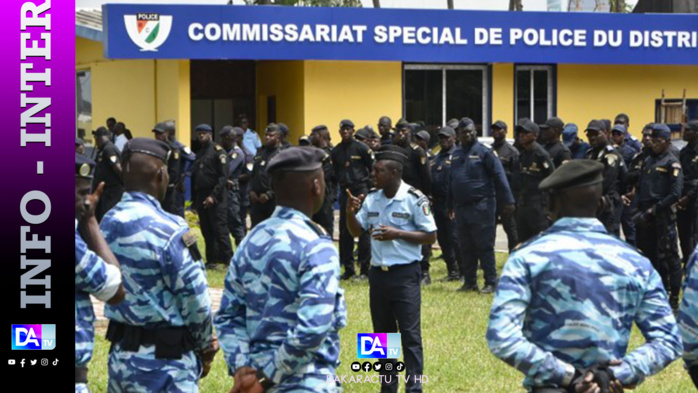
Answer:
[
  {"left": 166, "top": 120, "right": 196, "bottom": 218},
  {"left": 430, "top": 126, "right": 461, "bottom": 281},
  {"left": 488, "top": 159, "right": 682, "bottom": 392},
  {"left": 92, "top": 127, "right": 124, "bottom": 222},
  {"left": 621, "top": 125, "right": 655, "bottom": 246},
  {"left": 490, "top": 120, "right": 520, "bottom": 251},
  {"left": 220, "top": 126, "right": 247, "bottom": 246},
  {"left": 249, "top": 123, "right": 283, "bottom": 227},
  {"left": 634, "top": 123, "right": 683, "bottom": 311},
  {"left": 449, "top": 118, "right": 515, "bottom": 293},
  {"left": 215, "top": 147, "right": 347, "bottom": 393},
  {"left": 562, "top": 123, "right": 591, "bottom": 160},
  {"left": 191, "top": 124, "right": 232, "bottom": 269},
  {"left": 679, "top": 242, "right": 698, "bottom": 389},
  {"left": 101, "top": 139, "right": 218, "bottom": 392},
  {"left": 677, "top": 120, "right": 698, "bottom": 267},
  {"left": 278, "top": 122, "right": 293, "bottom": 149},
  {"left": 152, "top": 122, "right": 182, "bottom": 215},
  {"left": 585, "top": 120, "right": 624, "bottom": 235},
  {"left": 611, "top": 124, "right": 638, "bottom": 165},
  {"left": 414, "top": 130, "right": 432, "bottom": 159},
  {"left": 309, "top": 124, "right": 337, "bottom": 237},
  {"left": 378, "top": 116, "right": 394, "bottom": 146},
  {"left": 75, "top": 153, "right": 125, "bottom": 393},
  {"left": 346, "top": 145, "right": 436, "bottom": 393},
  {"left": 614, "top": 113, "right": 643, "bottom": 152},
  {"left": 356, "top": 126, "right": 381, "bottom": 152},
  {"left": 540, "top": 117, "right": 572, "bottom": 168},
  {"left": 332, "top": 119, "right": 373, "bottom": 280},
  {"left": 76, "top": 137, "right": 85, "bottom": 155},
  {"left": 516, "top": 119, "right": 555, "bottom": 243}
]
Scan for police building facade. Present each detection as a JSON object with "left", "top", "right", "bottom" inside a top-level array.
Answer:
[{"left": 75, "top": 5, "right": 698, "bottom": 147}]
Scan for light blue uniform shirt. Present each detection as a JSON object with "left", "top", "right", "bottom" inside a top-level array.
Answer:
[
  {"left": 242, "top": 128, "right": 262, "bottom": 157},
  {"left": 355, "top": 180, "right": 436, "bottom": 267}
]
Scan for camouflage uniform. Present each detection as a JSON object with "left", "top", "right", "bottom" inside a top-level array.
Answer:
[
  {"left": 487, "top": 217, "right": 682, "bottom": 391},
  {"left": 215, "top": 206, "right": 347, "bottom": 392},
  {"left": 101, "top": 192, "right": 212, "bottom": 393},
  {"left": 680, "top": 249, "right": 698, "bottom": 378},
  {"left": 75, "top": 221, "right": 122, "bottom": 393}
]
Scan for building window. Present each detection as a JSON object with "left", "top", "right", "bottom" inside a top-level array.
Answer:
[
  {"left": 515, "top": 65, "right": 554, "bottom": 125},
  {"left": 76, "top": 69, "right": 92, "bottom": 140},
  {"left": 404, "top": 64, "right": 489, "bottom": 135}
]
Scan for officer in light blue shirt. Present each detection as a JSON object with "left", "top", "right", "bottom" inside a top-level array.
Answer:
[
  {"left": 346, "top": 145, "right": 436, "bottom": 393},
  {"left": 240, "top": 116, "right": 262, "bottom": 157}
]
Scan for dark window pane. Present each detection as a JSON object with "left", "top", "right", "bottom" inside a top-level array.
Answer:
[
  {"left": 533, "top": 70, "right": 549, "bottom": 124},
  {"left": 76, "top": 70, "right": 92, "bottom": 140},
  {"left": 405, "top": 70, "right": 442, "bottom": 130},
  {"left": 516, "top": 70, "right": 531, "bottom": 121},
  {"left": 446, "top": 70, "right": 483, "bottom": 135}
]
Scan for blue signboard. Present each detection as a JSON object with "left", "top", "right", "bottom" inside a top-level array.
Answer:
[{"left": 103, "top": 4, "right": 698, "bottom": 65}]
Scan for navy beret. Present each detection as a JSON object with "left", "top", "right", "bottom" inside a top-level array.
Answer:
[
  {"left": 540, "top": 117, "right": 564, "bottom": 130},
  {"left": 266, "top": 123, "right": 281, "bottom": 133},
  {"left": 76, "top": 137, "right": 85, "bottom": 146},
  {"left": 375, "top": 145, "right": 409, "bottom": 166},
  {"left": 438, "top": 126, "right": 456, "bottom": 138},
  {"left": 611, "top": 124, "right": 627, "bottom": 134},
  {"left": 539, "top": 159, "right": 604, "bottom": 192},
  {"left": 219, "top": 125, "right": 234, "bottom": 137},
  {"left": 491, "top": 120, "right": 507, "bottom": 131},
  {"left": 354, "top": 127, "right": 369, "bottom": 141},
  {"left": 311, "top": 124, "right": 328, "bottom": 133},
  {"left": 516, "top": 119, "right": 539, "bottom": 136},
  {"left": 152, "top": 122, "right": 168, "bottom": 134},
  {"left": 458, "top": 117, "right": 475, "bottom": 130},
  {"left": 75, "top": 153, "right": 95, "bottom": 178},
  {"left": 340, "top": 119, "right": 355, "bottom": 129},
  {"left": 585, "top": 120, "right": 605, "bottom": 132},
  {"left": 266, "top": 146, "right": 325, "bottom": 174},
  {"left": 123, "top": 138, "right": 171, "bottom": 163},
  {"left": 416, "top": 130, "right": 431, "bottom": 142},
  {"left": 195, "top": 123, "right": 213, "bottom": 133},
  {"left": 651, "top": 123, "right": 671, "bottom": 139},
  {"left": 233, "top": 127, "right": 245, "bottom": 137},
  {"left": 278, "top": 123, "right": 290, "bottom": 136},
  {"left": 93, "top": 126, "right": 110, "bottom": 138},
  {"left": 395, "top": 120, "right": 413, "bottom": 131},
  {"left": 164, "top": 120, "right": 176, "bottom": 132},
  {"left": 685, "top": 120, "right": 698, "bottom": 132}
]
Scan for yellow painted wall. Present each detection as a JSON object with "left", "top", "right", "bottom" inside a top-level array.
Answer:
[
  {"left": 304, "top": 61, "right": 402, "bottom": 143},
  {"left": 256, "top": 61, "right": 305, "bottom": 144},
  {"left": 558, "top": 64, "right": 698, "bottom": 139},
  {"left": 76, "top": 37, "right": 191, "bottom": 143},
  {"left": 492, "top": 63, "right": 514, "bottom": 130}
]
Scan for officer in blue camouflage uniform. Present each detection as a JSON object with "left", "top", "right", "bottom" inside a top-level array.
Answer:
[
  {"left": 346, "top": 145, "right": 437, "bottom": 393},
  {"left": 215, "top": 147, "right": 347, "bottom": 393},
  {"left": 101, "top": 138, "right": 217, "bottom": 393},
  {"left": 633, "top": 123, "right": 683, "bottom": 311},
  {"left": 75, "top": 153, "right": 125, "bottom": 393},
  {"left": 488, "top": 159, "right": 682, "bottom": 393},
  {"left": 679, "top": 243, "right": 698, "bottom": 389},
  {"left": 448, "top": 117, "right": 515, "bottom": 293}
]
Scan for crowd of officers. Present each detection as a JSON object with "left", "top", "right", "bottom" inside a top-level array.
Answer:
[{"left": 75, "top": 110, "right": 698, "bottom": 392}]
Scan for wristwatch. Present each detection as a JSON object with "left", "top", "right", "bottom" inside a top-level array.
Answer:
[{"left": 256, "top": 370, "right": 275, "bottom": 390}]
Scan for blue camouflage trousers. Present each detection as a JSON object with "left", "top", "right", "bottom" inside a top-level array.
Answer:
[{"left": 107, "top": 343, "right": 201, "bottom": 393}]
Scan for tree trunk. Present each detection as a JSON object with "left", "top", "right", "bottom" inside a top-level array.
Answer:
[
  {"left": 447, "top": 0, "right": 454, "bottom": 9},
  {"left": 510, "top": 0, "right": 523, "bottom": 11},
  {"left": 373, "top": 0, "right": 380, "bottom": 8}
]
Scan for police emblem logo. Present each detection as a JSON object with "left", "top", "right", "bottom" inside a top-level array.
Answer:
[
  {"left": 422, "top": 204, "right": 431, "bottom": 216},
  {"left": 79, "top": 163, "right": 91, "bottom": 177},
  {"left": 124, "top": 13, "right": 173, "bottom": 52},
  {"left": 109, "top": 155, "right": 118, "bottom": 164},
  {"left": 174, "top": 151, "right": 179, "bottom": 160}
]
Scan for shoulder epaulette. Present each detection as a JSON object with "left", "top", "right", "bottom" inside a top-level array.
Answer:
[
  {"left": 410, "top": 143, "right": 419, "bottom": 150},
  {"left": 368, "top": 188, "right": 379, "bottom": 194},
  {"left": 408, "top": 187, "right": 425, "bottom": 198},
  {"left": 215, "top": 144, "right": 223, "bottom": 151}
]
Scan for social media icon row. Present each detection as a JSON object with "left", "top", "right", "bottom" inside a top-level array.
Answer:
[
  {"left": 8, "top": 358, "right": 57, "bottom": 367},
  {"left": 350, "top": 361, "right": 405, "bottom": 373}
]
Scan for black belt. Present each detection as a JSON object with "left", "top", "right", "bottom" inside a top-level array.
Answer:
[
  {"left": 370, "top": 261, "right": 419, "bottom": 272},
  {"left": 75, "top": 366, "right": 88, "bottom": 384},
  {"left": 106, "top": 321, "right": 195, "bottom": 360}
]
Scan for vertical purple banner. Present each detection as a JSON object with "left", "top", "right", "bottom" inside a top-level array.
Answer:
[{"left": 0, "top": 0, "right": 73, "bottom": 387}]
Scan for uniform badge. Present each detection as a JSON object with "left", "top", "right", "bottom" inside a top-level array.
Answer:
[
  {"left": 232, "top": 153, "right": 238, "bottom": 160},
  {"left": 542, "top": 162, "right": 549, "bottom": 169},
  {"left": 606, "top": 155, "right": 617, "bottom": 166},
  {"left": 79, "top": 163, "right": 91, "bottom": 177},
  {"left": 437, "top": 165, "right": 443, "bottom": 171},
  {"left": 673, "top": 162, "right": 681, "bottom": 177},
  {"left": 531, "top": 162, "right": 538, "bottom": 170},
  {"left": 173, "top": 152, "right": 179, "bottom": 160},
  {"left": 422, "top": 204, "right": 431, "bottom": 216},
  {"left": 220, "top": 156, "right": 226, "bottom": 164},
  {"left": 420, "top": 156, "right": 426, "bottom": 165},
  {"left": 109, "top": 155, "right": 117, "bottom": 164},
  {"left": 345, "top": 161, "right": 350, "bottom": 167},
  {"left": 261, "top": 160, "right": 266, "bottom": 167}
]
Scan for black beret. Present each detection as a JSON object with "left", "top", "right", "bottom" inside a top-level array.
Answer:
[
  {"left": 266, "top": 123, "right": 281, "bottom": 133},
  {"left": 266, "top": 146, "right": 325, "bottom": 174},
  {"left": 152, "top": 122, "right": 168, "bottom": 134},
  {"left": 76, "top": 137, "right": 85, "bottom": 146},
  {"left": 416, "top": 130, "right": 431, "bottom": 142},
  {"left": 311, "top": 124, "right": 328, "bottom": 133},
  {"left": 539, "top": 159, "right": 604, "bottom": 192},
  {"left": 447, "top": 118, "right": 460, "bottom": 129},
  {"left": 516, "top": 119, "right": 539, "bottom": 136},
  {"left": 354, "top": 127, "right": 369, "bottom": 141},
  {"left": 93, "top": 126, "right": 110, "bottom": 138},
  {"left": 75, "top": 153, "right": 95, "bottom": 178},
  {"left": 278, "top": 123, "right": 290, "bottom": 136},
  {"left": 651, "top": 123, "right": 671, "bottom": 139},
  {"left": 233, "top": 127, "right": 245, "bottom": 137},
  {"left": 611, "top": 124, "right": 627, "bottom": 134},
  {"left": 375, "top": 145, "right": 409, "bottom": 166},
  {"left": 395, "top": 120, "right": 413, "bottom": 131},
  {"left": 642, "top": 123, "right": 655, "bottom": 132},
  {"left": 195, "top": 124, "right": 213, "bottom": 133},
  {"left": 458, "top": 117, "right": 475, "bottom": 130},
  {"left": 685, "top": 120, "right": 698, "bottom": 132},
  {"left": 585, "top": 120, "right": 605, "bottom": 133},
  {"left": 438, "top": 126, "right": 456, "bottom": 137},
  {"left": 491, "top": 120, "right": 507, "bottom": 131},
  {"left": 340, "top": 119, "right": 355, "bottom": 129},
  {"left": 298, "top": 135, "right": 311, "bottom": 146},
  {"left": 164, "top": 120, "right": 176, "bottom": 132},
  {"left": 219, "top": 125, "right": 234, "bottom": 137},
  {"left": 123, "top": 138, "right": 171, "bottom": 163},
  {"left": 540, "top": 117, "right": 564, "bottom": 130}
]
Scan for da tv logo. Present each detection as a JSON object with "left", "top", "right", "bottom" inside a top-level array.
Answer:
[
  {"left": 124, "top": 13, "right": 173, "bottom": 52},
  {"left": 11, "top": 324, "right": 55, "bottom": 350},
  {"left": 357, "top": 333, "right": 401, "bottom": 359}
]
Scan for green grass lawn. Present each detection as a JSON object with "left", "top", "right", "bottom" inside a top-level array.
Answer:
[{"left": 88, "top": 227, "right": 694, "bottom": 392}]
